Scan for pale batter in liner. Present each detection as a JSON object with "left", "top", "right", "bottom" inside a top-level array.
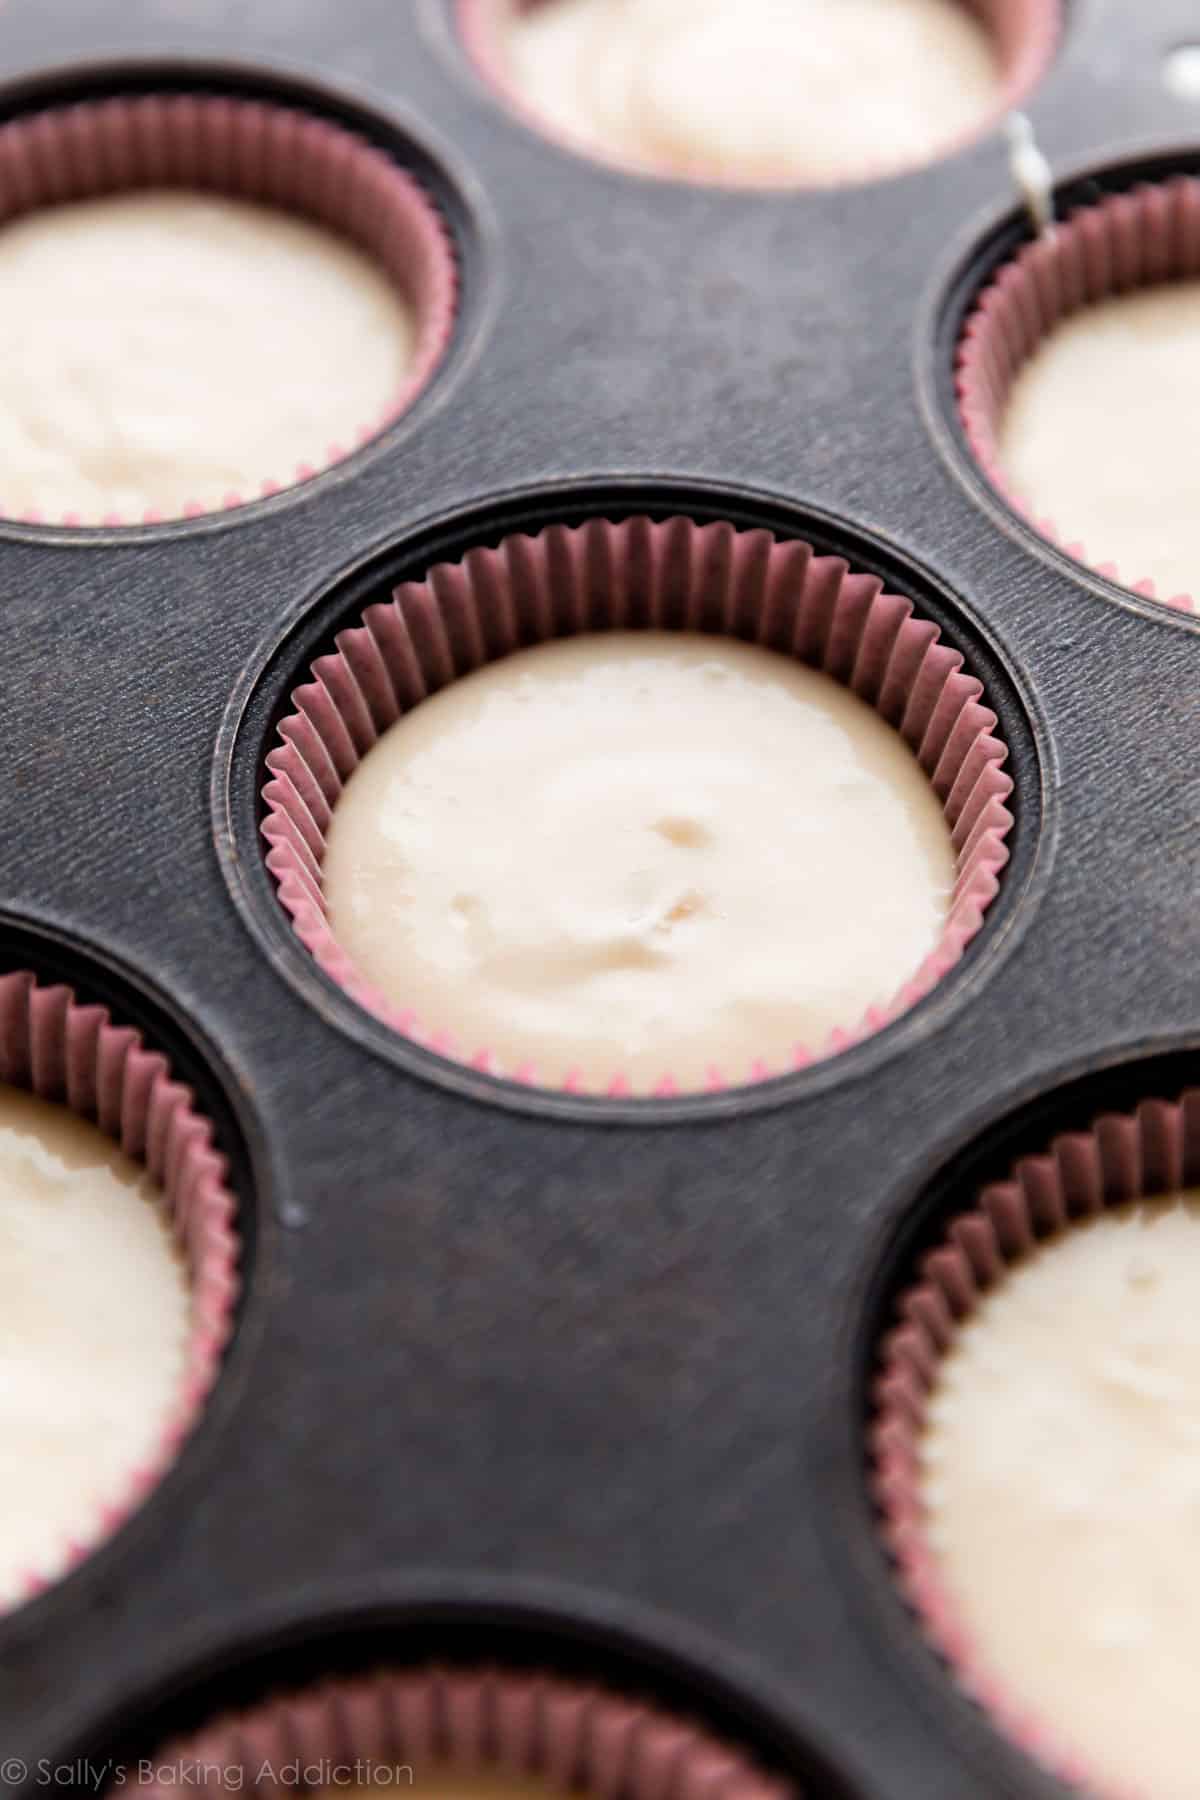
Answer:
[
  {"left": 501, "top": 0, "right": 997, "bottom": 183},
  {"left": 0, "top": 971, "right": 237, "bottom": 1611},
  {"left": 956, "top": 176, "right": 1200, "bottom": 609},
  {"left": 0, "top": 1085, "right": 189, "bottom": 1603},
  {"left": 0, "top": 92, "right": 457, "bottom": 525},
  {"left": 321, "top": 632, "right": 956, "bottom": 1092},
  {"left": 262, "top": 516, "right": 1015, "bottom": 1095},
  {"left": 466, "top": 0, "right": 1058, "bottom": 185},
  {"left": 921, "top": 1195, "right": 1200, "bottom": 1800},
  {"left": 0, "top": 192, "right": 416, "bottom": 524},
  {"left": 874, "top": 1090, "right": 1200, "bottom": 1799},
  {"left": 998, "top": 283, "right": 1200, "bottom": 603}
]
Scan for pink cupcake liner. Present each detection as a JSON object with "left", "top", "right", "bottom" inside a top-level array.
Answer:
[
  {"left": 0, "top": 92, "right": 457, "bottom": 527},
  {"left": 130, "top": 1663, "right": 793, "bottom": 1800},
  {"left": 458, "top": 0, "right": 1060, "bottom": 190},
  {"left": 261, "top": 514, "right": 1014, "bottom": 1096},
  {"left": 0, "top": 968, "right": 239, "bottom": 1606},
  {"left": 871, "top": 1087, "right": 1200, "bottom": 1796},
  {"left": 957, "top": 177, "right": 1200, "bottom": 612}
]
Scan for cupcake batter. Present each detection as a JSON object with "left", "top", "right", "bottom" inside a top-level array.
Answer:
[
  {"left": 321, "top": 632, "right": 955, "bottom": 1090},
  {"left": 999, "top": 282, "right": 1200, "bottom": 598},
  {"left": 922, "top": 1195, "right": 1200, "bottom": 1800},
  {"left": 497, "top": 0, "right": 1002, "bottom": 182},
  {"left": 0, "top": 1085, "right": 189, "bottom": 1602},
  {"left": 0, "top": 190, "right": 416, "bottom": 521}
]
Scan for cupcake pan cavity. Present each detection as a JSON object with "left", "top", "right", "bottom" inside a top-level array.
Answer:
[
  {"left": 0, "top": 926, "right": 254, "bottom": 1620},
  {"left": 955, "top": 168, "right": 1200, "bottom": 609},
  {"left": 0, "top": 86, "right": 457, "bottom": 526},
  {"left": 124, "top": 1663, "right": 794, "bottom": 1800},
  {"left": 260, "top": 513, "right": 1013, "bottom": 1095},
  {"left": 872, "top": 1080, "right": 1200, "bottom": 1795},
  {"left": 0, "top": 7, "right": 1197, "bottom": 1800},
  {"left": 0, "top": 963, "right": 240, "bottom": 1606}
]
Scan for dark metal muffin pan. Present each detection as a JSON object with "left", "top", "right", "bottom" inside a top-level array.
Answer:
[{"left": 2, "top": 1, "right": 1200, "bottom": 1796}]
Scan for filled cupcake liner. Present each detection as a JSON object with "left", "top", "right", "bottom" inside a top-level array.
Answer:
[
  {"left": 458, "top": 0, "right": 1060, "bottom": 190},
  {"left": 0, "top": 92, "right": 457, "bottom": 526},
  {"left": 871, "top": 1088, "right": 1200, "bottom": 1794},
  {"left": 957, "top": 177, "right": 1200, "bottom": 611},
  {"left": 131, "top": 1662, "right": 793, "bottom": 1800},
  {"left": 0, "top": 968, "right": 239, "bottom": 1604},
  {"left": 262, "top": 514, "right": 1014, "bottom": 1096}
]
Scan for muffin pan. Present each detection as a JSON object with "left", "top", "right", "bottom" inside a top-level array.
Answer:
[{"left": 2, "top": 0, "right": 1200, "bottom": 1796}]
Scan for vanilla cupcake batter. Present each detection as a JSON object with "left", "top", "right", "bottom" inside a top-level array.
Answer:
[
  {"left": 922, "top": 1195, "right": 1200, "bottom": 1800},
  {"left": 321, "top": 632, "right": 955, "bottom": 1090},
  {"left": 498, "top": 0, "right": 1002, "bottom": 183},
  {"left": 0, "top": 1085, "right": 189, "bottom": 1602},
  {"left": 0, "top": 191, "right": 416, "bottom": 521},
  {"left": 999, "top": 283, "right": 1200, "bottom": 598}
]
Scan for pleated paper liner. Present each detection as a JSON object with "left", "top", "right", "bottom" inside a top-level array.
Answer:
[
  {"left": 129, "top": 1664, "right": 794, "bottom": 1800},
  {"left": 0, "top": 92, "right": 457, "bottom": 525},
  {"left": 957, "top": 176, "right": 1200, "bottom": 611},
  {"left": 261, "top": 514, "right": 1014, "bottom": 1096},
  {"left": 871, "top": 1088, "right": 1200, "bottom": 1796},
  {"left": 457, "top": 0, "right": 1060, "bottom": 189},
  {"left": 0, "top": 969, "right": 239, "bottom": 1607}
]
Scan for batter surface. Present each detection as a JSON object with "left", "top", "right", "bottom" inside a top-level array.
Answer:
[
  {"left": 498, "top": 0, "right": 1002, "bottom": 183},
  {"left": 922, "top": 1195, "right": 1200, "bottom": 1800},
  {"left": 0, "top": 190, "right": 415, "bottom": 521},
  {"left": 321, "top": 632, "right": 955, "bottom": 1090},
  {"left": 999, "top": 282, "right": 1200, "bottom": 599},
  {"left": 0, "top": 1085, "right": 189, "bottom": 1602}
]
